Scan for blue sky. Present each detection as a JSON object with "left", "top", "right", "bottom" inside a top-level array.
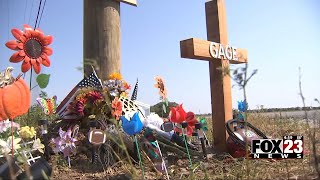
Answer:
[{"left": 0, "top": 0, "right": 319, "bottom": 113}]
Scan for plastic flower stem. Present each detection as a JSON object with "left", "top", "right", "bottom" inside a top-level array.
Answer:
[
  {"left": 204, "top": 133, "right": 210, "bottom": 146},
  {"left": 155, "top": 140, "right": 169, "bottom": 180},
  {"left": 181, "top": 126, "right": 192, "bottom": 167},
  {"left": 27, "top": 69, "right": 33, "bottom": 126},
  {"left": 134, "top": 135, "right": 144, "bottom": 179},
  {"left": 68, "top": 156, "right": 71, "bottom": 167},
  {"left": 11, "top": 120, "right": 14, "bottom": 156},
  {"left": 91, "top": 146, "right": 96, "bottom": 163}
]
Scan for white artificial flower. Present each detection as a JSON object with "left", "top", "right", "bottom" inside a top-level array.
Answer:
[
  {"left": 0, "top": 136, "right": 21, "bottom": 154},
  {"left": 0, "top": 119, "right": 20, "bottom": 133},
  {"left": 32, "top": 138, "right": 45, "bottom": 154}
]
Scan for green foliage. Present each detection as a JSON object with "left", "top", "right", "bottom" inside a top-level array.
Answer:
[
  {"left": 150, "top": 101, "right": 178, "bottom": 117},
  {"left": 15, "top": 90, "right": 58, "bottom": 126},
  {"left": 36, "top": 74, "right": 51, "bottom": 89},
  {"left": 15, "top": 104, "right": 58, "bottom": 127}
]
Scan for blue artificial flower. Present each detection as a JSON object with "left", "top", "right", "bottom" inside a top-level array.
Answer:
[
  {"left": 238, "top": 100, "right": 248, "bottom": 112},
  {"left": 120, "top": 112, "right": 143, "bottom": 136}
]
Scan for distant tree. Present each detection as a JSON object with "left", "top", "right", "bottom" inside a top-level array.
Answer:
[{"left": 150, "top": 101, "right": 178, "bottom": 118}]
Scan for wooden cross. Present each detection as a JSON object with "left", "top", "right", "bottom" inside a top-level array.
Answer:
[
  {"left": 83, "top": 0, "right": 137, "bottom": 79},
  {"left": 180, "top": 0, "right": 248, "bottom": 152}
]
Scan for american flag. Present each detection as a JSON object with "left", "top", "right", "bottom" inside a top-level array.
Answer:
[
  {"left": 131, "top": 78, "right": 138, "bottom": 101},
  {"left": 56, "top": 69, "right": 102, "bottom": 120}
]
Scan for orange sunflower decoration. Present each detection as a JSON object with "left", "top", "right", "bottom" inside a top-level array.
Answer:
[
  {"left": 5, "top": 24, "right": 53, "bottom": 74},
  {"left": 154, "top": 76, "right": 167, "bottom": 100}
]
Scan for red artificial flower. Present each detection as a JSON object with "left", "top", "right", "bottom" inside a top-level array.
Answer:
[
  {"left": 75, "top": 98, "right": 86, "bottom": 117},
  {"left": 174, "top": 111, "right": 198, "bottom": 136},
  {"left": 87, "top": 91, "right": 103, "bottom": 105},
  {"left": 169, "top": 104, "right": 186, "bottom": 124},
  {"left": 5, "top": 24, "right": 53, "bottom": 74},
  {"left": 123, "top": 81, "right": 131, "bottom": 90},
  {"left": 111, "top": 97, "right": 122, "bottom": 120}
]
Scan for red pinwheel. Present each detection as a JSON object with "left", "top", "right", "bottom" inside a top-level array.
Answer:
[
  {"left": 174, "top": 111, "right": 198, "bottom": 136},
  {"left": 169, "top": 104, "right": 186, "bottom": 124},
  {"left": 5, "top": 24, "right": 53, "bottom": 74}
]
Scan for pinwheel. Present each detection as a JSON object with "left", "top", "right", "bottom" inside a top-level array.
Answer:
[
  {"left": 199, "top": 118, "right": 208, "bottom": 132},
  {"left": 51, "top": 127, "right": 77, "bottom": 167},
  {"left": 120, "top": 112, "right": 144, "bottom": 178},
  {"left": 199, "top": 117, "right": 210, "bottom": 146}
]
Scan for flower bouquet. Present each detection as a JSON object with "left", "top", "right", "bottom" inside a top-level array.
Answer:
[
  {"left": 63, "top": 72, "right": 131, "bottom": 125},
  {"left": 51, "top": 72, "right": 133, "bottom": 167}
]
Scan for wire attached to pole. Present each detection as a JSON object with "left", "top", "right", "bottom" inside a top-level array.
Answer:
[
  {"left": 38, "top": 0, "right": 47, "bottom": 28},
  {"left": 34, "top": 0, "right": 43, "bottom": 29}
]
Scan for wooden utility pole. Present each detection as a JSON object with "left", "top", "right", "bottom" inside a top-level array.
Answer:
[{"left": 83, "top": 0, "right": 137, "bottom": 79}]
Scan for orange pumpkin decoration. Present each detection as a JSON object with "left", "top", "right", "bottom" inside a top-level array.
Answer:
[{"left": 0, "top": 79, "right": 30, "bottom": 120}]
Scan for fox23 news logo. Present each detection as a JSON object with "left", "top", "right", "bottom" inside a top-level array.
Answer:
[{"left": 250, "top": 136, "right": 303, "bottom": 159}]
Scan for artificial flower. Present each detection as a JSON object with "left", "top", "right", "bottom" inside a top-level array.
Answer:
[
  {"left": 238, "top": 100, "right": 248, "bottom": 112},
  {"left": 5, "top": 24, "right": 53, "bottom": 74},
  {"left": 19, "top": 126, "right": 36, "bottom": 139},
  {"left": 87, "top": 90, "right": 104, "bottom": 105},
  {"left": 0, "top": 136, "right": 21, "bottom": 154},
  {"left": 111, "top": 97, "right": 122, "bottom": 120},
  {"left": 154, "top": 76, "right": 167, "bottom": 100},
  {"left": 104, "top": 79, "right": 127, "bottom": 97},
  {"left": 123, "top": 81, "right": 131, "bottom": 90},
  {"left": 120, "top": 92, "right": 128, "bottom": 98},
  {"left": 0, "top": 120, "right": 20, "bottom": 133},
  {"left": 51, "top": 128, "right": 77, "bottom": 157},
  {"left": 144, "top": 113, "right": 164, "bottom": 129},
  {"left": 120, "top": 112, "right": 143, "bottom": 136},
  {"left": 32, "top": 138, "right": 45, "bottom": 154},
  {"left": 169, "top": 104, "right": 187, "bottom": 124},
  {"left": 174, "top": 112, "right": 198, "bottom": 136},
  {"left": 108, "top": 72, "right": 122, "bottom": 80},
  {"left": 75, "top": 97, "right": 86, "bottom": 117}
]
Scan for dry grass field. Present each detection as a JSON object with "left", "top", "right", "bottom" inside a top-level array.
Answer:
[{"left": 50, "top": 111, "right": 320, "bottom": 180}]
